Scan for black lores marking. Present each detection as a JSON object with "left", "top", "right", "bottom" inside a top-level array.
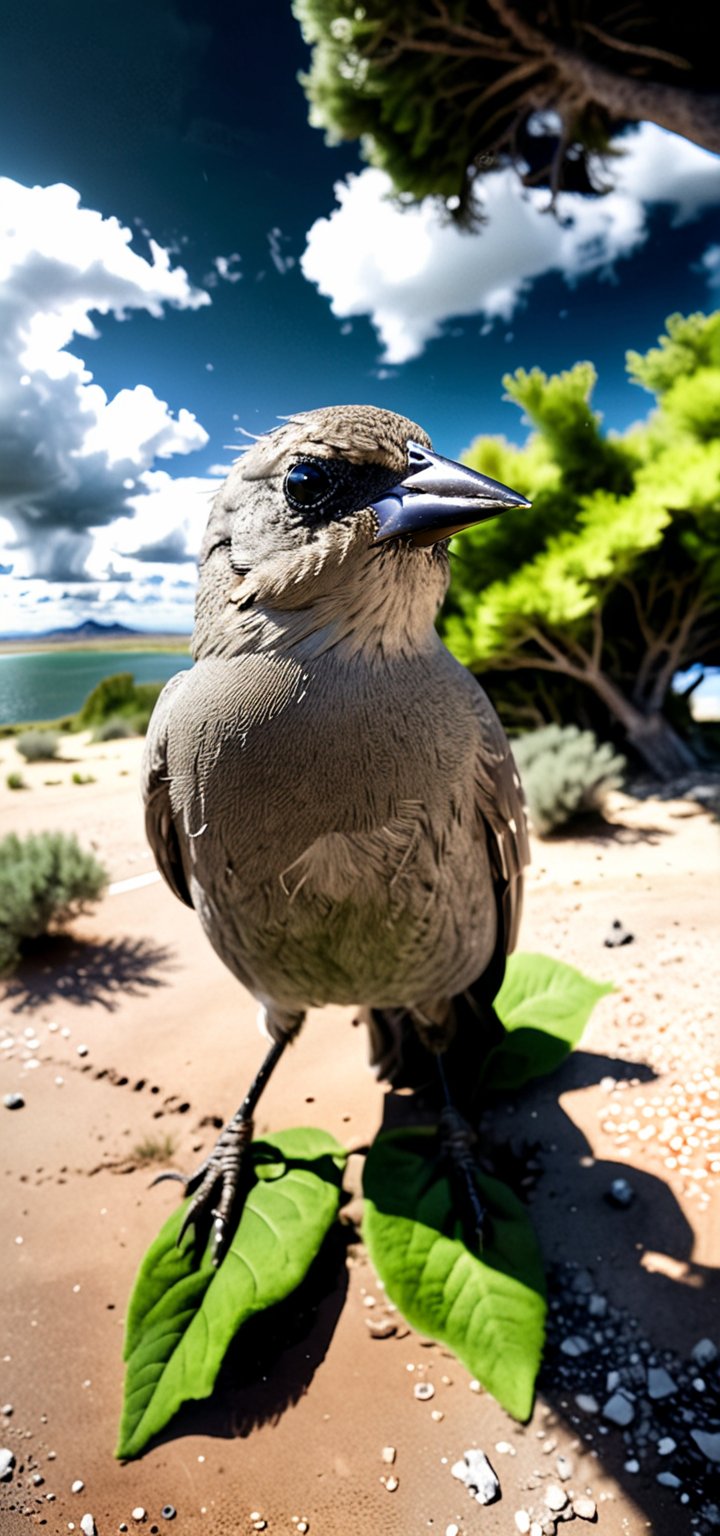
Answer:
[{"left": 283, "top": 456, "right": 402, "bottom": 527}]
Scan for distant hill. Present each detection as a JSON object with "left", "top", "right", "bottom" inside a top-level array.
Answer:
[{"left": 1, "top": 619, "right": 189, "bottom": 644}]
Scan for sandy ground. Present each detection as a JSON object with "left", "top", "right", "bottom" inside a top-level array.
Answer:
[{"left": 1, "top": 731, "right": 718, "bottom": 1536}]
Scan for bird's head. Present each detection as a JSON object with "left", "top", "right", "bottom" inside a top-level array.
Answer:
[{"left": 194, "top": 405, "right": 529, "bottom": 660}]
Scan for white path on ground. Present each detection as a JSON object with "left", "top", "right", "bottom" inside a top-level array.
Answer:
[{"left": 108, "top": 870, "right": 161, "bottom": 896}]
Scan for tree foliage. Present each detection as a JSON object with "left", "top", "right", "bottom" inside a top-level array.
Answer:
[
  {"left": 294, "top": 1, "right": 719, "bottom": 221},
  {"left": 440, "top": 311, "right": 720, "bottom": 777}
]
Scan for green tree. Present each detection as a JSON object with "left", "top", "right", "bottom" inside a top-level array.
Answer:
[
  {"left": 293, "top": 1, "right": 719, "bottom": 221},
  {"left": 440, "top": 311, "right": 720, "bottom": 778}
]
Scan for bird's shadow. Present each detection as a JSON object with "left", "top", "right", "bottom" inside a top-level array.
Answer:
[
  {"left": 148, "top": 1223, "right": 350, "bottom": 1448},
  {"left": 1, "top": 933, "right": 176, "bottom": 1012}
]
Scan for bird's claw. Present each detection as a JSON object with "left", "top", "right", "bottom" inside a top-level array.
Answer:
[{"left": 153, "top": 1113, "right": 254, "bottom": 1265}]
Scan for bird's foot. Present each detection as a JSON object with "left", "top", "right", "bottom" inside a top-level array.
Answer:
[
  {"left": 439, "top": 1104, "right": 485, "bottom": 1252},
  {"left": 152, "top": 1111, "right": 254, "bottom": 1265}
]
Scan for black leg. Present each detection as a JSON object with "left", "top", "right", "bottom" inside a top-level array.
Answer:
[
  {"left": 152, "top": 1038, "right": 288, "bottom": 1265},
  {"left": 437, "top": 1055, "right": 486, "bottom": 1251}
]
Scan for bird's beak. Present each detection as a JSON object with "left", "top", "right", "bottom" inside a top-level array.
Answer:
[{"left": 370, "top": 441, "right": 531, "bottom": 547}]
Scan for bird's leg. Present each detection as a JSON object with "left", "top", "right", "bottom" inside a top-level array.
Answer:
[
  {"left": 436, "top": 1054, "right": 486, "bottom": 1252},
  {"left": 153, "top": 1037, "right": 288, "bottom": 1265}
]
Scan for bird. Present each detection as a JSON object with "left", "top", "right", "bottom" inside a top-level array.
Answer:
[{"left": 142, "top": 404, "right": 531, "bottom": 1262}]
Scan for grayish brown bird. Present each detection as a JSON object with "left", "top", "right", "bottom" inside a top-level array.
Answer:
[{"left": 142, "top": 404, "right": 531, "bottom": 1260}]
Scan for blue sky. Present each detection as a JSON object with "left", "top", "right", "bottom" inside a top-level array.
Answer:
[{"left": 1, "top": 0, "right": 719, "bottom": 635}]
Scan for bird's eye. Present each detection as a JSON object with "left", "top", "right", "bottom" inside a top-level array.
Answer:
[{"left": 284, "top": 461, "right": 331, "bottom": 510}]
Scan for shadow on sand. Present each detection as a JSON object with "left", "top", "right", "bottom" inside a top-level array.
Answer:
[{"left": 2, "top": 932, "right": 176, "bottom": 1012}]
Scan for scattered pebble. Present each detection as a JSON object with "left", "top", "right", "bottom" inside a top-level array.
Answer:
[
  {"left": 3, "top": 1092, "right": 25, "bottom": 1110},
  {"left": 80, "top": 1516, "right": 96, "bottom": 1536},
  {"left": 297, "top": 1523, "right": 309, "bottom": 1534},
  {"left": 560, "top": 1335, "right": 590, "bottom": 1357},
  {"left": 446, "top": 1526, "right": 459, "bottom": 1536},
  {"left": 647, "top": 1366, "right": 677, "bottom": 1399},
  {"left": 575, "top": 1394, "right": 599, "bottom": 1414},
  {"left": 414, "top": 1382, "right": 435, "bottom": 1401},
  {"left": 544, "top": 1484, "right": 567, "bottom": 1512},
  {"left": 384, "top": 1476, "right": 399, "bottom": 1492},
  {"left": 691, "top": 1429, "right": 720, "bottom": 1462},
  {"left": 691, "top": 1338, "right": 718, "bottom": 1367},
  {"left": 657, "top": 1436, "right": 676, "bottom": 1455},
  {"left": 602, "top": 1391, "right": 635, "bottom": 1426},
  {"left": 365, "top": 1315, "right": 396, "bottom": 1338},
  {"left": 495, "top": 1440, "right": 516, "bottom": 1455},
  {"left": 451, "top": 1448, "right": 499, "bottom": 1506},
  {"left": 0, "top": 1447, "right": 15, "bottom": 1480},
  {"left": 604, "top": 918, "right": 634, "bottom": 947},
  {"left": 657, "top": 1471, "right": 682, "bottom": 1489},
  {"left": 469, "top": 1379, "right": 481, "bottom": 1393},
  {"left": 161, "top": 1507, "right": 176, "bottom": 1521},
  {"left": 131, "top": 1509, "right": 146, "bottom": 1523},
  {"left": 381, "top": 1446, "right": 396, "bottom": 1465},
  {"left": 624, "top": 1459, "right": 640, "bottom": 1474},
  {"left": 605, "top": 1177, "right": 635, "bottom": 1209},
  {"left": 76, "top": 1045, "right": 89, "bottom": 1058},
  {"left": 71, "top": 1480, "right": 85, "bottom": 1494},
  {"left": 431, "top": 1409, "right": 445, "bottom": 1422},
  {"left": 1, "top": 1404, "right": 12, "bottom": 1416},
  {"left": 556, "top": 1455, "right": 574, "bottom": 1480},
  {"left": 573, "top": 1496, "right": 597, "bottom": 1521},
  {"left": 514, "top": 1514, "right": 531, "bottom": 1535}
]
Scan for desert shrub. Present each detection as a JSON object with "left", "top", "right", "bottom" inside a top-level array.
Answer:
[
  {"left": 6, "top": 772, "right": 26, "bottom": 791},
  {"left": 72, "top": 771, "right": 96, "bottom": 785},
  {"left": 0, "top": 831, "right": 108, "bottom": 975},
  {"left": 16, "top": 730, "right": 60, "bottom": 762},
  {"left": 79, "top": 673, "right": 164, "bottom": 732},
  {"left": 512, "top": 724, "right": 626, "bottom": 836},
  {"left": 92, "top": 717, "right": 137, "bottom": 742}
]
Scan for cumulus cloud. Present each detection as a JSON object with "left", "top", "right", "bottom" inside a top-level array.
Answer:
[
  {"left": 0, "top": 177, "right": 211, "bottom": 584},
  {"left": 301, "top": 126, "right": 720, "bottom": 364}
]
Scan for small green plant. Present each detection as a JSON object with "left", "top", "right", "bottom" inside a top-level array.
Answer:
[
  {"left": 6, "top": 771, "right": 27, "bottom": 791},
  {"left": 72, "top": 771, "right": 96, "bottom": 785},
  {"left": 0, "top": 831, "right": 108, "bottom": 975},
  {"left": 92, "top": 717, "right": 137, "bottom": 742},
  {"left": 512, "top": 724, "right": 626, "bottom": 836},
  {"left": 117, "top": 954, "right": 610, "bottom": 1458},
  {"left": 16, "top": 730, "right": 60, "bottom": 763},
  {"left": 131, "top": 1134, "right": 177, "bottom": 1167},
  {"left": 79, "top": 673, "right": 163, "bottom": 734}
]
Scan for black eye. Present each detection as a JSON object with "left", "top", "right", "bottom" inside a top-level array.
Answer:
[{"left": 285, "top": 461, "right": 331, "bottom": 511}]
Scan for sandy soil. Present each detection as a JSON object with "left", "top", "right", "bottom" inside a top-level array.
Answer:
[{"left": 1, "top": 732, "right": 718, "bottom": 1536}]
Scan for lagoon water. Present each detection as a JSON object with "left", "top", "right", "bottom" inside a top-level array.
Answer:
[{"left": 0, "top": 649, "right": 193, "bottom": 726}]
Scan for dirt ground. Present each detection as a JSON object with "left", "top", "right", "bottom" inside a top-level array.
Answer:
[{"left": 0, "top": 731, "right": 718, "bottom": 1536}]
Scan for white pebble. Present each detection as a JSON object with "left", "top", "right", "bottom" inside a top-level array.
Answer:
[
  {"left": 1, "top": 1405, "right": 12, "bottom": 1416},
  {"left": 131, "top": 1509, "right": 146, "bottom": 1523},
  {"left": 556, "top": 1455, "right": 574, "bottom": 1480},
  {"left": 691, "top": 1428, "right": 720, "bottom": 1462},
  {"left": 647, "top": 1366, "right": 676, "bottom": 1399},
  {"left": 514, "top": 1514, "right": 531, "bottom": 1535},
  {"left": 446, "top": 1526, "right": 460, "bottom": 1536},
  {"left": 602, "top": 1391, "right": 635, "bottom": 1426},
  {"left": 297, "top": 1524, "right": 309, "bottom": 1534},
  {"left": 544, "top": 1484, "right": 567, "bottom": 1512},
  {"left": 657, "top": 1471, "right": 681, "bottom": 1489},
  {"left": 414, "top": 1381, "right": 435, "bottom": 1400},
  {"left": 71, "top": 1480, "right": 84, "bottom": 1494},
  {"left": 469, "top": 1378, "right": 481, "bottom": 1393},
  {"left": 0, "top": 1447, "right": 15, "bottom": 1479},
  {"left": 624, "top": 1458, "right": 640, "bottom": 1473},
  {"left": 451, "top": 1448, "right": 499, "bottom": 1505},
  {"left": 657, "top": 1436, "right": 676, "bottom": 1455},
  {"left": 573, "top": 1496, "right": 597, "bottom": 1521},
  {"left": 384, "top": 1475, "right": 399, "bottom": 1492},
  {"left": 431, "top": 1409, "right": 444, "bottom": 1422},
  {"left": 560, "top": 1335, "right": 590, "bottom": 1357},
  {"left": 80, "top": 1517, "right": 96, "bottom": 1536},
  {"left": 574, "top": 1393, "right": 599, "bottom": 1414},
  {"left": 76, "top": 1045, "right": 89, "bottom": 1058},
  {"left": 381, "top": 1446, "right": 396, "bottom": 1464},
  {"left": 495, "top": 1440, "right": 515, "bottom": 1454}
]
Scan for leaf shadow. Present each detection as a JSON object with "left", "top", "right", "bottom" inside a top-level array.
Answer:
[
  {"left": 380, "top": 1045, "right": 720, "bottom": 1529},
  {"left": 1, "top": 932, "right": 176, "bottom": 1012},
  {"left": 148, "top": 1222, "right": 350, "bottom": 1447}
]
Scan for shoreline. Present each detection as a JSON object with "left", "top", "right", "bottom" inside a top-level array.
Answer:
[{"left": 0, "top": 634, "right": 191, "bottom": 656}]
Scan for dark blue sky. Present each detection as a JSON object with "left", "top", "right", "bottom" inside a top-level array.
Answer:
[{"left": 1, "top": 0, "right": 719, "bottom": 632}]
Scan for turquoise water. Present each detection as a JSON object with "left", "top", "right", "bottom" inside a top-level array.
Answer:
[{"left": 0, "top": 649, "right": 193, "bottom": 725}]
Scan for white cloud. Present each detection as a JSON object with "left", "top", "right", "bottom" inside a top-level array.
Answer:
[
  {"left": 700, "top": 244, "right": 720, "bottom": 288},
  {"left": 0, "top": 177, "right": 213, "bottom": 586},
  {"left": 301, "top": 126, "right": 720, "bottom": 364}
]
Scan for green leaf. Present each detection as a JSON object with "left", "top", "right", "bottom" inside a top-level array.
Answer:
[
  {"left": 117, "top": 1127, "right": 346, "bottom": 1459},
  {"left": 363, "top": 1128, "right": 545, "bottom": 1421},
  {"left": 483, "top": 952, "right": 613, "bottom": 1091}
]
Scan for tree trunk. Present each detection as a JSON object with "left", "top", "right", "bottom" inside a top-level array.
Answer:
[{"left": 588, "top": 668, "right": 698, "bottom": 779}]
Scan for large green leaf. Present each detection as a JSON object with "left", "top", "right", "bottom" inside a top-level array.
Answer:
[
  {"left": 483, "top": 952, "right": 613, "bottom": 1091},
  {"left": 117, "top": 1127, "right": 346, "bottom": 1459},
  {"left": 362, "top": 1128, "right": 546, "bottom": 1421}
]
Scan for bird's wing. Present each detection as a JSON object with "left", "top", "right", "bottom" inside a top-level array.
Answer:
[
  {"left": 141, "top": 670, "right": 194, "bottom": 909},
  {"left": 471, "top": 680, "right": 530, "bottom": 959}
]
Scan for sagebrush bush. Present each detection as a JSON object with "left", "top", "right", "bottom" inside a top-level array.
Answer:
[
  {"left": 512, "top": 724, "right": 626, "bottom": 836},
  {"left": 6, "top": 772, "right": 26, "bottom": 791},
  {"left": 16, "top": 730, "right": 60, "bottom": 762},
  {"left": 92, "top": 717, "right": 137, "bottom": 742},
  {"left": 0, "top": 832, "right": 108, "bottom": 974},
  {"left": 79, "top": 673, "right": 164, "bottom": 732}
]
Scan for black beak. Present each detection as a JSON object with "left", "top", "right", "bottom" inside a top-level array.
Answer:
[{"left": 370, "top": 441, "right": 531, "bottom": 546}]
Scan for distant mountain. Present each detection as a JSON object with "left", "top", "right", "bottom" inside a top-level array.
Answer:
[{"left": 1, "top": 619, "right": 190, "bottom": 643}]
